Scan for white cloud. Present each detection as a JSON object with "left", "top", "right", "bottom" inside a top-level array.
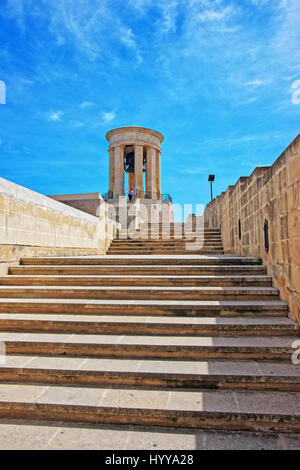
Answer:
[
  {"left": 46, "top": 110, "right": 64, "bottom": 121},
  {"left": 3, "top": 0, "right": 142, "bottom": 64},
  {"left": 274, "top": 0, "right": 300, "bottom": 71},
  {"left": 71, "top": 121, "right": 85, "bottom": 128},
  {"left": 244, "top": 80, "right": 264, "bottom": 86},
  {"left": 3, "top": 0, "right": 300, "bottom": 112},
  {"left": 250, "top": 0, "right": 271, "bottom": 6},
  {"left": 237, "top": 97, "right": 258, "bottom": 105},
  {"left": 79, "top": 101, "right": 94, "bottom": 109},
  {"left": 243, "top": 80, "right": 271, "bottom": 87},
  {"left": 102, "top": 111, "right": 116, "bottom": 124},
  {"left": 120, "top": 27, "right": 136, "bottom": 49},
  {"left": 160, "top": 1, "right": 179, "bottom": 33},
  {"left": 119, "top": 27, "right": 143, "bottom": 65},
  {"left": 197, "top": 9, "right": 227, "bottom": 23}
]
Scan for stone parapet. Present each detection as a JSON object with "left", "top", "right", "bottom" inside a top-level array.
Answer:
[{"left": 0, "top": 178, "right": 119, "bottom": 265}]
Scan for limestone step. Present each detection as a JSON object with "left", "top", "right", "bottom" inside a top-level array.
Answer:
[
  {"left": 0, "top": 314, "right": 296, "bottom": 336},
  {"left": 0, "top": 384, "right": 299, "bottom": 432},
  {"left": 108, "top": 245, "right": 224, "bottom": 249},
  {"left": 111, "top": 239, "right": 223, "bottom": 244},
  {"left": 0, "top": 286, "right": 279, "bottom": 301},
  {"left": 1, "top": 356, "right": 300, "bottom": 391},
  {"left": 141, "top": 223, "right": 217, "bottom": 226},
  {"left": 0, "top": 299, "right": 288, "bottom": 316},
  {"left": 3, "top": 232, "right": 299, "bottom": 439},
  {"left": 0, "top": 423, "right": 297, "bottom": 450},
  {"left": 108, "top": 244, "right": 224, "bottom": 249},
  {"left": 113, "top": 239, "right": 223, "bottom": 242},
  {"left": 10, "top": 265, "right": 267, "bottom": 276},
  {"left": 20, "top": 256, "right": 260, "bottom": 266},
  {"left": 119, "top": 228, "right": 221, "bottom": 232},
  {"left": 0, "top": 275, "right": 273, "bottom": 287},
  {"left": 112, "top": 238, "right": 223, "bottom": 243},
  {"left": 118, "top": 228, "right": 221, "bottom": 233},
  {"left": 0, "top": 332, "right": 296, "bottom": 360},
  {"left": 115, "top": 236, "right": 223, "bottom": 241},
  {"left": 107, "top": 249, "right": 225, "bottom": 255},
  {"left": 119, "top": 225, "right": 219, "bottom": 229}
]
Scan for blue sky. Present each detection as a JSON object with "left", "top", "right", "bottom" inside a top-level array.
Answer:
[{"left": 0, "top": 0, "right": 299, "bottom": 213}]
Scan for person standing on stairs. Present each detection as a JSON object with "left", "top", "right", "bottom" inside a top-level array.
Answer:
[{"left": 128, "top": 189, "right": 134, "bottom": 203}]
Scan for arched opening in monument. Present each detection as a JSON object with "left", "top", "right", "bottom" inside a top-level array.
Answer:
[
  {"left": 124, "top": 145, "right": 134, "bottom": 193},
  {"left": 143, "top": 146, "right": 147, "bottom": 198}
]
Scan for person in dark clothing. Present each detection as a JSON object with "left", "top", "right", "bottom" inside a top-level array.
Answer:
[{"left": 128, "top": 189, "right": 134, "bottom": 203}]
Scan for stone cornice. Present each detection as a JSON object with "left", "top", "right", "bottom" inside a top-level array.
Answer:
[{"left": 106, "top": 126, "right": 164, "bottom": 143}]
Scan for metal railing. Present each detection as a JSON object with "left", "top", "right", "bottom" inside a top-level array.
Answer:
[{"left": 102, "top": 192, "right": 172, "bottom": 203}]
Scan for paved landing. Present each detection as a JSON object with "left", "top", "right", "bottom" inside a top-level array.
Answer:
[{"left": 0, "top": 420, "right": 300, "bottom": 450}]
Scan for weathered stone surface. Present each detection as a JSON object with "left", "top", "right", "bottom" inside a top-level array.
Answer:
[
  {"left": 204, "top": 134, "right": 300, "bottom": 323},
  {"left": 0, "top": 177, "right": 119, "bottom": 266},
  {"left": 106, "top": 127, "right": 163, "bottom": 200},
  {"left": 0, "top": 226, "right": 299, "bottom": 447}
]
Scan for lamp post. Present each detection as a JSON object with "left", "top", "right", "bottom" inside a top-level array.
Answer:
[{"left": 208, "top": 175, "right": 215, "bottom": 201}]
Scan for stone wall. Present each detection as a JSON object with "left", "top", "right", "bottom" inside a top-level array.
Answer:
[
  {"left": 48, "top": 193, "right": 102, "bottom": 217},
  {"left": 204, "top": 134, "right": 300, "bottom": 323},
  {"left": 0, "top": 178, "right": 119, "bottom": 273}
]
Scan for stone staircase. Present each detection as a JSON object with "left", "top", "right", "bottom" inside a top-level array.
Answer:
[
  {"left": 109, "top": 224, "right": 224, "bottom": 255},
  {"left": 0, "top": 223, "right": 299, "bottom": 435}
]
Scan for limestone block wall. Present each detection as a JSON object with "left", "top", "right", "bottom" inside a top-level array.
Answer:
[
  {"left": 204, "top": 134, "right": 300, "bottom": 323},
  {"left": 48, "top": 193, "right": 102, "bottom": 217},
  {"left": 0, "top": 178, "right": 118, "bottom": 272}
]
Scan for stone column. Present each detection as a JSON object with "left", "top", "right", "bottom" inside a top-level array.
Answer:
[
  {"left": 108, "top": 148, "right": 115, "bottom": 198},
  {"left": 134, "top": 145, "right": 144, "bottom": 198},
  {"left": 113, "top": 146, "right": 125, "bottom": 197},
  {"left": 156, "top": 150, "right": 161, "bottom": 200},
  {"left": 146, "top": 147, "right": 157, "bottom": 199}
]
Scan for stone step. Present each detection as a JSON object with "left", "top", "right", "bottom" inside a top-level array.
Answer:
[
  {"left": 20, "top": 256, "right": 260, "bottom": 266},
  {"left": 115, "top": 237, "right": 223, "bottom": 241},
  {"left": 109, "top": 244, "right": 224, "bottom": 249},
  {"left": 1, "top": 356, "right": 300, "bottom": 391},
  {"left": 0, "top": 299, "right": 288, "bottom": 316},
  {"left": 143, "top": 226, "right": 220, "bottom": 229},
  {"left": 108, "top": 249, "right": 225, "bottom": 254},
  {"left": 0, "top": 286, "right": 279, "bottom": 301},
  {"left": 10, "top": 265, "right": 267, "bottom": 276},
  {"left": 119, "top": 228, "right": 221, "bottom": 236},
  {"left": 0, "top": 275, "right": 273, "bottom": 287},
  {"left": 112, "top": 239, "right": 224, "bottom": 242},
  {"left": 109, "top": 243, "right": 224, "bottom": 247},
  {"left": 107, "top": 250, "right": 224, "bottom": 255},
  {"left": 0, "top": 423, "right": 297, "bottom": 450},
  {"left": 108, "top": 250, "right": 225, "bottom": 253},
  {"left": 0, "top": 314, "right": 296, "bottom": 336},
  {"left": 119, "top": 227, "right": 220, "bottom": 231},
  {"left": 111, "top": 239, "right": 223, "bottom": 243},
  {"left": 115, "top": 237, "right": 223, "bottom": 242},
  {"left": 0, "top": 332, "right": 296, "bottom": 360},
  {"left": 0, "top": 384, "right": 299, "bottom": 432}
]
